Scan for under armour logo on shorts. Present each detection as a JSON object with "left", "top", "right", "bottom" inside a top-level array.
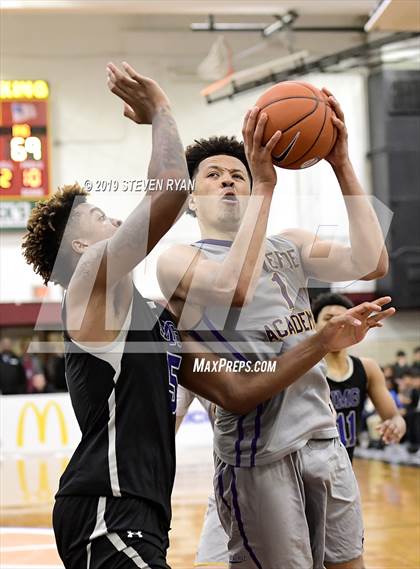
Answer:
[{"left": 127, "top": 530, "right": 143, "bottom": 539}]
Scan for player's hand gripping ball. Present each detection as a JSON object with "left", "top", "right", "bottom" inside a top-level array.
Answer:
[{"left": 255, "top": 81, "right": 338, "bottom": 169}]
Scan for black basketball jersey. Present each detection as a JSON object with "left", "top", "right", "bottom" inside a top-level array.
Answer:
[
  {"left": 327, "top": 356, "right": 368, "bottom": 453},
  {"left": 56, "top": 286, "right": 182, "bottom": 529}
]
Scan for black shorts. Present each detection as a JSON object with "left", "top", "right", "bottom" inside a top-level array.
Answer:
[{"left": 53, "top": 495, "right": 171, "bottom": 569}]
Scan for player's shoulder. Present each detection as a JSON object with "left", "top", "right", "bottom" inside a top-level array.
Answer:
[
  {"left": 359, "top": 356, "right": 382, "bottom": 380},
  {"left": 158, "top": 243, "right": 205, "bottom": 266}
]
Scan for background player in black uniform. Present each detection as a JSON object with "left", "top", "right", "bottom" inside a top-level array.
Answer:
[
  {"left": 313, "top": 293, "right": 406, "bottom": 462},
  {"left": 22, "top": 63, "right": 396, "bottom": 569}
]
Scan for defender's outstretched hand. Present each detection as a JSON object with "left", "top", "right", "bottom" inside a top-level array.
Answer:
[
  {"left": 318, "top": 296, "right": 395, "bottom": 352},
  {"left": 107, "top": 61, "right": 170, "bottom": 124}
]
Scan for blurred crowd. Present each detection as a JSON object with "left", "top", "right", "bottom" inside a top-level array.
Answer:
[
  {"left": 0, "top": 336, "right": 66, "bottom": 395},
  {"left": 373, "top": 348, "right": 420, "bottom": 454}
]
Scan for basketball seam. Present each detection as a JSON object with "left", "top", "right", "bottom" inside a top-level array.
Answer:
[
  {"left": 285, "top": 81, "right": 323, "bottom": 98},
  {"left": 284, "top": 101, "right": 329, "bottom": 168},
  {"left": 259, "top": 96, "right": 320, "bottom": 135}
]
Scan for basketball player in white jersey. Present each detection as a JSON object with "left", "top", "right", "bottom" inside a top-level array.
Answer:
[{"left": 158, "top": 95, "right": 390, "bottom": 569}]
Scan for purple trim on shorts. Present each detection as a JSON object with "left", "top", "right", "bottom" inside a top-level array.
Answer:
[
  {"left": 250, "top": 404, "right": 263, "bottom": 467},
  {"left": 217, "top": 466, "right": 231, "bottom": 512},
  {"left": 235, "top": 416, "right": 245, "bottom": 468},
  {"left": 230, "top": 467, "right": 263, "bottom": 569}
]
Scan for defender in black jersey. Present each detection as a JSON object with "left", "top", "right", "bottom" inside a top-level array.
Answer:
[
  {"left": 313, "top": 293, "right": 406, "bottom": 462},
  {"left": 22, "top": 63, "right": 396, "bottom": 569}
]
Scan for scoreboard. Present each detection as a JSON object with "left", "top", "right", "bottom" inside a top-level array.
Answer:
[{"left": 0, "top": 80, "right": 50, "bottom": 201}]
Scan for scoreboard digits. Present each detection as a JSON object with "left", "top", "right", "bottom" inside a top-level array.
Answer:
[{"left": 0, "top": 80, "right": 50, "bottom": 200}]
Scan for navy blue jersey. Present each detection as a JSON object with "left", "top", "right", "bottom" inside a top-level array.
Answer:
[{"left": 327, "top": 356, "right": 368, "bottom": 455}]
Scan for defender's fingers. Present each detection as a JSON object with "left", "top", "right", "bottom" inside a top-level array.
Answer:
[
  {"left": 107, "top": 62, "right": 138, "bottom": 90},
  {"left": 333, "top": 314, "right": 362, "bottom": 327},
  {"left": 367, "top": 307, "right": 396, "bottom": 326},
  {"left": 121, "top": 61, "right": 148, "bottom": 84},
  {"left": 123, "top": 103, "right": 137, "bottom": 121},
  {"left": 350, "top": 301, "right": 383, "bottom": 317},
  {"left": 371, "top": 296, "right": 392, "bottom": 307}
]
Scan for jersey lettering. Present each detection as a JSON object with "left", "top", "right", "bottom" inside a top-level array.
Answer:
[{"left": 167, "top": 352, "right": 182, "bottom": 414}]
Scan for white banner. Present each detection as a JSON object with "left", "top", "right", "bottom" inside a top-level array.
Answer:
[{"left": 0, "top": 393, "right": 214, "bottom": 455}]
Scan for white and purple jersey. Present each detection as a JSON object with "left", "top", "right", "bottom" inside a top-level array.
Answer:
[{"left": 190, "top": 235, "right": 337, "bottom": 467}]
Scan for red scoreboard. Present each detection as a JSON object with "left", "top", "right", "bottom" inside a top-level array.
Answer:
[{"left": 0, "top": 80, "right": 50, "bottom": 201}]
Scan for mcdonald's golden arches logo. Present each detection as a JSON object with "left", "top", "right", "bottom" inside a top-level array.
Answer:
[{"left": 16, "top": 400, "right": 69, "bottom": 447}]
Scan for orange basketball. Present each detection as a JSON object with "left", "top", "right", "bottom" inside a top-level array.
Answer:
[{"left": 255, "top": 81, "right": 337, "bottom": 169}]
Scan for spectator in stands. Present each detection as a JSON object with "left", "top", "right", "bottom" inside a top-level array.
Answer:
[
  {"left": 397, "top": 370, "right": 414, "bottom": 409},
  {"left": 412, "top": 346, "right": 420, "bottom": 375},
  {"left": 0, "top": 337, "right": 26, "bottom": 395},
  {"left": 21, "top": 339, "right": 46, "bottom": 393},
  {"left": 45, "top": 344, "right": 67, "bottom": 392},
  {"left": 386, "top": 377, "right": 403, "bottom": 410},
  {"left": 393, "top": 350, "right": 411, "bottom": 379},
  {"left": 383, "top": 365, "right": 398, "bottom": 392},
  {"left": 405, "top": 370, "right": 420, "bottom": 453}
]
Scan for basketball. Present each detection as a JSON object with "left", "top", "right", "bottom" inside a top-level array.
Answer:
[{"left": 255, "top": 81, "right": 337, "bottom": 169}]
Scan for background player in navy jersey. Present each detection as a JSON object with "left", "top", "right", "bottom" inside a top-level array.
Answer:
[
  {"left": 21, "top": 62, "right": 392, "bottom": 569},
  {"left": 157, "top": 97, "right": 392, "bottom": 569},
  {"left": 313, "top": 292, "right": 406, "bottom": 462}
]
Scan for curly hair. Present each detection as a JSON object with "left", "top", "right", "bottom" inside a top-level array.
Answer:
[
  {"left": 22, "top": 183, "right": 88, "bottom": 287},
  {"left": 311, "top": 292, "right": 354, "bottom": 323},
  {"left": 185, "top": 136, "right": 251, "bottom": 217}
]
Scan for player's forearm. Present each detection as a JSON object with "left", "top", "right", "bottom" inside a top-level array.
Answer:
[
  {"left": 334, "top": 160, "right": 388, "bottom": 279},
  {"left": 180, "top": 332, "right": 327, "bottom": 415},
  {"left": 105, "top": 108, "right": 188, "bottom": 283},
  {"left": 146, "top": 106, "right": 189, "bottom": 249},
  {"left": 213, "top": 185, "right": 272, "bottom": 304}
]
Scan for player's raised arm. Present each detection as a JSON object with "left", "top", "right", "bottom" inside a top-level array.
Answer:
[
  {"left": 65, "top": 63, "right": 189, "bottom": 298},
  {"left": 362, "top": 357, "right": 406, "bottom": 444},
  {"left": 103, "top": 62, "right": 189, "bottom": 283},
  {"left": 157, "top": 111, "right": 281, "bottom": 324},
  {"left": 179, "top": 298, "right": 395, "bottom": 415},
  {"left": 281, "top": 89, "right": 388, "bottom": 284}
]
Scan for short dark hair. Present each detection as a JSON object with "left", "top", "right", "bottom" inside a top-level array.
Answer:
[
  {"left": 414, "top": 346, "right": 420, "bottom": 354},
  {"left": 22, "top": 183, "right": 88, "bottom": 287},
  {"left": 311, "top": 292, "right": 354, "bottom": 322},
  {"left": 396, "top": 350, "right": 406, "bottom": 357},
  {"left": 185, "top": 136, "right": 252, "bottom": 217},
  {"left": 185, "top": 136, "right": 251, "bottom": 181}
]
